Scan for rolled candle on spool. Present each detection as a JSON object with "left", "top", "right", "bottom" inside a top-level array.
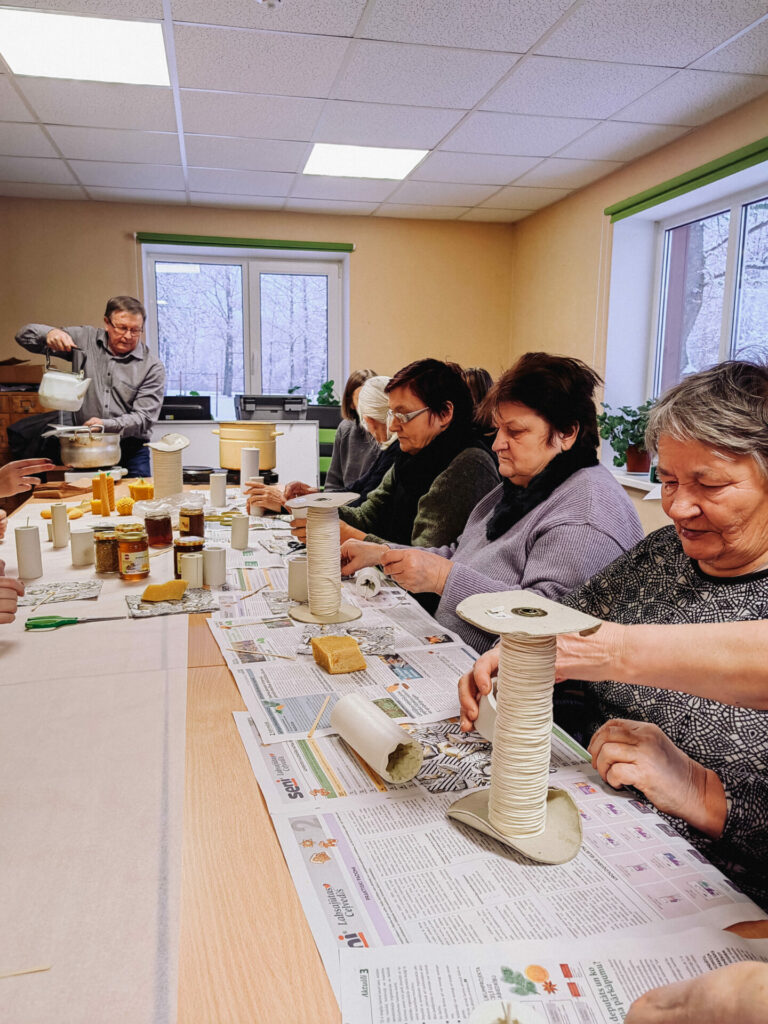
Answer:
[
  {"left": 70, "top": 527, "right": 95, "bottom": 567},
  {"left": 330, "top": 692, "right": 424, "bottom": 783},
  {"left": 202, "top": 545, "right": 226, "bottom": 588},
  {"left": 247, "top": 475, "right": 265, "bottom": 517},
  {"left": 179, "top": 552, "right": 203, "bottom": 589},
  {"left": 209, "top": 472, "right": 227, "bottom": 508},
  {"left": 51, "top": 503, "right": 69, "bottom": 548},
  {"left": 15, "top": 524, "right": 43, "bottom": 580},
  {"left": 230, "top": 514, "right": 249, "bottom": 550},
  {"left": 240, "top": 448, "right": 260, "bottom": 491}
]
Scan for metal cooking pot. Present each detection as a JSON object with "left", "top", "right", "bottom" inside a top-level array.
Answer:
[{"left": 44, "top": 424, "right": 122, "bottom": 469}]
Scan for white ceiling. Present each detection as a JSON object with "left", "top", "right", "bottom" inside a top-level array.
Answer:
[{"left": 1, "top": 0, "right": 767, "bottom": 221}]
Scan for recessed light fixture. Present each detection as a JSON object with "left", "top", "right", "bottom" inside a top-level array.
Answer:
[
  {"left": 303, "top": 143, "right": 428, "bottom": 180},
  {"left": 0, "top": 9, "right": 170, "bottom": 86}
]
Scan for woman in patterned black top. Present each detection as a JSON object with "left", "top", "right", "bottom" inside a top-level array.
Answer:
[{"left": 460, "top": 361, "right": 768, "bottom": 910}]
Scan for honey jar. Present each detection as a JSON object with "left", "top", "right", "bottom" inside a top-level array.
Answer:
[
  {"left": 94, "top": 532, "right": 119, "bottom": 574},
  {"left": 173, "top": 535, "right": 204, "bottom": 579},
  {"left": 179, "top": 501, "right": 205, "bottom": 537},
  {"left": 118, "top": 529, "right": 150, "bottom": 581},
  {"left": 145, "top": 509, "right": 173, "bottom": 548}
]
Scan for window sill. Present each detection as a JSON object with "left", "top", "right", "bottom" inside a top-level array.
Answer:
[{"left": 609, "top": 468, "right": 657, "bottom": 493}]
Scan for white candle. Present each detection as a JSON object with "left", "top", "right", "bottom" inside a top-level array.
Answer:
[
  {"left": 15, "top": 525, "right": 43, "bottom": 580},
  {"left": 287, "top": 555, "right": 308, "bottom": 602},
  {"left": 247, "top": 475, "right": 265, "bottom": 517},
  {"left": 70, "top": 527, "right": 95, "bottom": 567},
  {"left": 230, "top": 514, "right": 250, "bottom": 550},
  {"left": 202, "top": 545, "right": 226, "bottom": 588},
  {"left": 240, "top": 448, "right": 260, "bottom": 491},
  {"left": 209, "top": 472, "right": 227, "bottom": 508},
  {"left": 179, "top": 552, "right": 203, "bottom": 589},
  {"left": 51, "top": 503, "right": 69, "bottom": 548}
]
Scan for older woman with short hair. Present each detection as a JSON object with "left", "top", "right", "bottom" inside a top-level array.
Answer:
[
  {"left": 342, "top": 352, "right": 644, "bottom": 649},
  {"left": 460, "top": 360, "right": 768, "bottom": 910}
]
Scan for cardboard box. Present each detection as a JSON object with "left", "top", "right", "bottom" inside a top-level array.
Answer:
[{"left": 0, "top": 362, "right": 44, "bottom": 385}]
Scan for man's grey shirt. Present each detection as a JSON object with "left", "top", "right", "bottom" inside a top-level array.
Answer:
[{"left": 16, "top": 324, "right": 165, "bottom": 440}]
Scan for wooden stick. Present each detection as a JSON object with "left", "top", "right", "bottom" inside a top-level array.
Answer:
[
  {"left": 225, "top": 647, "right": 295, "bottom": 661},
  {"left": 29, "top": 590, "right": 56, "bottom": 613},
  {"left": 0, "top": 964, "right": 51, "bottom": 979},
  {"left": 307, "top": 694, "right": 331, "bottom": 739},
  {"left": 238, "top": 583, "right": 269, "bottom": 601}
]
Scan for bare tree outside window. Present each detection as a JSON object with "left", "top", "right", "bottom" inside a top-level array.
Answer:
[
  {"left": 260, "top": 273, "right": 329, "bottom": 397},
  {"left": 733, "top": 197, "right": 768, "bottom": 364}
]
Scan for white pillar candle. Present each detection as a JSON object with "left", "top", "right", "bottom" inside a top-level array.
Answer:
[
  {"left": 46, "top": 521, "right": 53, "bottom": 542},
  {"left": 179, "top": 552, "right": 204, "bottom": 589},
  {"left": 51, "top": 503, "right": 69, "bottom": 548},
  {"left": 202, "top": 545, "right": 226, "bottom": 588},
  {"left": 287, "top": 555, "right": 308, "bottom": 602},
  {"left": 240, "top": 448, "right": 260, "bottom": 491},
  {"left": 209, "top": 472, "right": 227, "bottom": 508},
  {"left": 247, "top": 475, "right": 264, "bottom": 517},
  {"left": 70, "top": 527, "right": 95, "bottom": 568},
  {"left": 230, "top": 514, "right": 250, "bottom": 550},
  {"left": 15, "top": 524, "right": 43, "bottom": 580}
]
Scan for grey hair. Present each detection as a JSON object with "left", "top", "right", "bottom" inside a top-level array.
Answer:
[{"left": 646, "top": 361, "right": 768, "bottom": 478}]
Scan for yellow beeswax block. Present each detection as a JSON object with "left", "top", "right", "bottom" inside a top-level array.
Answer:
[
  {"left": 310, "top": 635, "right": 366, "bottom": 674},
  {"left": 67, "top": 508, "right": 84, "bottom": 520},
  {"left": 90, "top": 499, "right": 102, "bottom": 514},
  {"left": 129, "top": 479, "right": 154, "bottom": 501},
  {"left": 141, "top": 580, "right": 189, "bottom": 602},
  {"left": 40, "top": 508, "right": 52, "bottom": 520},
  {"left": 116, "top": 496, "right": 135, "bottom": 516}
]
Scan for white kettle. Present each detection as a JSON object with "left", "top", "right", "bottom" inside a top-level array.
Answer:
[{"left": 38, "top": 351, "right": 91, "bottom": 412}]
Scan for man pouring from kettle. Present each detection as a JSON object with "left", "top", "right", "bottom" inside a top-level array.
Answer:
[{"left": 16, "top": 296, "right": 165, "bottom": 476}]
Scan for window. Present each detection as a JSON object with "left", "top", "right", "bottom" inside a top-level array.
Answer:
[
  {"left": 142, "top": 244, "right": 347, "bottom": 419},
  {"left": 654, "top": 187, "right": 768, "bottom": 395}
]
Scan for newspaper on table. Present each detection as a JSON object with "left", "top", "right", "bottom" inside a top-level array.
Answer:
[{"left": 338, "top": 926, "right": 768, "bottom": 1024}]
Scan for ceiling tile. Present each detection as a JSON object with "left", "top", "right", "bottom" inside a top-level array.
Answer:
[
  {"left": 481, "top": 185, "right": 573, "bottom": 210},
  {"left": 388, "top": 180, "right": 499, "bottom": 205},
  {"left": 284, "top": 198, "right": 378, "bottom": 215},
  {"left": 70, "top": 160, "right": 185, "bottom": 188},
  {"left": 180, "top": 91, "right": 323, "bottom": 141},
  {"left": 188, "top": 192, "right": 284, "bottom": 209},
  {"left": 0, "top": 0, "right": 161, "bottom": 14},
  {"left": 0, "top": 181, "right": 88, "bottom": 199},
  {"left": 0, "top": 122, "right": 57, "bottom": 158},
  {"left": 482, "top": 56, "right": 674, "bottom": 119},
  {"left": 314, "top": 100, "right": 463, "bottom": 148},
  {"left": 514, "top": 157, "right": 623, "bottom": 188},
  {"left": 0, "top": 156, "right": 77, "bottom": 184},
  {"left": 536, "top": 0, "right": 768, "bottom": 66},
  {"left": 333, "top": 40, "right": 518, "bottom": 110},
  {"left": 292, "top": 175, "right": 397, "bottom": 202},
  {"left": 187, "top": 166, "right": 294, "bottom": 195},
  {"left": 174, "top": 25, "right": 350, "bottom": 96},
  {"left": 362, "top": 0, "right": 575, "bottom": 53},
  {"left": 443, "top": 111, "right": 597, "bottom": 157},
  {"left": 0, "top": 76, "right": 34, "bottom": 121},
  {"left": 16, "top": 79, "right": 176, "bottom": 130},
  {"left": 693, "top": 21, "right": 768, "bottom": 75},
  {"left": 411, "top": 151, "right": 541, "bottom": 184},
  {"left": 47, "top": 125, "right": 180, "bottom": 163},
  {"left": 86, "top": 187, "right": 187, "bottom": 203},
  {"left": 614, "top": 69, "right": 768, "bottom": 126},
  {"left": 556, "top": 120, "right": 689, "bottom": 161},
  {"left": 460, "top": 208, "right": 532, "bottom": 222},
  {"left": 185, "top": 135, "right": 307, "bottom": 172},
  {"left": 373, "top": 204, "right": 469, "bottom": 219},
  {"left": 172, "top": 0, "right": 366, "bottom": 34}
]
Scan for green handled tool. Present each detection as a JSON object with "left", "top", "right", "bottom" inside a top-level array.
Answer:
[{"left": 25, "top": 614, "right": 127, "bottom": 631}]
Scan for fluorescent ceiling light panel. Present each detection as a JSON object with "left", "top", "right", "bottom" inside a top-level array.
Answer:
[
  {"left": 304, "top": 143, "right": 428, "bottom": 180},
  {"left": 0, "top": 9, "right": 170, "bottom": 86}
]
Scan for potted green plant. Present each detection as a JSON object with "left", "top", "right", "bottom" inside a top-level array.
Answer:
[
  {"left": 597, "top": 399, "right": 655, "bottom": 472},
  {"left": 307, "top": 379, "right": 342, "bottom": 429}
]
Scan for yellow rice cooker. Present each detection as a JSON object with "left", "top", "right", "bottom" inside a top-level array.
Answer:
[{"left": 212, "top": 422, "right": 283, "bottom": 471}]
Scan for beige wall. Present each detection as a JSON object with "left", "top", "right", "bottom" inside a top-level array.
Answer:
[
  {"left": 0, "top": 200, "right": 515, "bottom": 377},
  {"left": 509, "top": 92, "right": 768, "bottom": 373}
]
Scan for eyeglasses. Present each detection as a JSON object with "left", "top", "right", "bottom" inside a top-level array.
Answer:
[
  {"left": 108, "top": 318, "right": 144, "bottom": 337},
  {"left": 386, "top": 407, "right": 429, "bottom": 425}
]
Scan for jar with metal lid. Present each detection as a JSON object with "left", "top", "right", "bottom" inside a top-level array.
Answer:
[
  {"left": 173, "top": 535, "right": 204, "bottom": 579},
  {"left": 179, "top": 500, "right": 205, "bottom": 538},
  {"left": 145, "top": 509, "right": 173, "bottom": 548},
  {"left": 118, "top": 529, "right": 150, "bottom": 581},
  {"left": 94, "top": 531, "right": 119, "bottom": 574}
]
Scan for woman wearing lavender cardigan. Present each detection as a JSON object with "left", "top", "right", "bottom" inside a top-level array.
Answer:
[{"left": 341, "top": 352, "right": 644, "bottom": 652}]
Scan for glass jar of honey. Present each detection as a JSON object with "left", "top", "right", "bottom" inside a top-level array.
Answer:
[
  {"left": 145, "top": 509, "right": 173, "bottom": 548},
  {"left": 173, "top": 535, "right": 204, "bottom": 578},
  {"left": 94, "top": 531, "right": 119, "bottom": 574},
  {"left": 179, "top": 501, "right": 205, "bottom": 537},
  {"left": 118, "top": 529, "right": 150, "bottom": 581}
]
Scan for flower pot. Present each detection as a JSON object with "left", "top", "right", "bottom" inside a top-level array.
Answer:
[{"left": 625, "top": 445, "right": 651, "bottom": 474}]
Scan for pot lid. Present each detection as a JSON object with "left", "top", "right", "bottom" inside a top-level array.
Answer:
[{"left": 145, "top": 432, "right": 190, "bottom": 452}]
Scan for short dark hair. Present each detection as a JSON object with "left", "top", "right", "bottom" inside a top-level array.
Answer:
[
  {"left": 341, "top": 369, "right": 377, "bottom": 421},
  {"left": 385, "top": 358, "right": 474, "bottom": 429},
  {"left": 105, "top": 295, "right": 146, "bottom": 323},
  {"left": 463, "top": 367, "right": 494, "bottom": 431},
  {"left": 481, "top": 352, "right": 602, "bottom": 454}
]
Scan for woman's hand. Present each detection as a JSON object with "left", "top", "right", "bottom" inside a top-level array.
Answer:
[
  {"left": 378, "top": 548, "right": 452, "bottom": 594},
  {"left": 555, "top": 622, "right": 626, "bottom": 681},
  {"left": 0, "top": 458, "right": 55, "bottom": 498},
  {"left": 458, "top": 646, "right": 499, "bottom": 732},
  {"left": 290, "top": 517, "right": 306, "bottom": 543},
  {"left": 0, "top": 510, "right": 6, "bottom": 542},
  {"left": 588, "top": 719, "right": 727, "bottom": 838},
  {"left": 340, "top": 539, "right": 389, "bottom": 576},
  {"left": 0, "top": 575, "right": 25, "bottom": 624},
  {"left": 245, "top": 481, "right": 285, "bottom": 513},
  {"left": 284, "top": 481, "right": 318, "bottom": 501},
  {"left": 625, "top": 961, "right": 768, "bottom": 1024}
]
